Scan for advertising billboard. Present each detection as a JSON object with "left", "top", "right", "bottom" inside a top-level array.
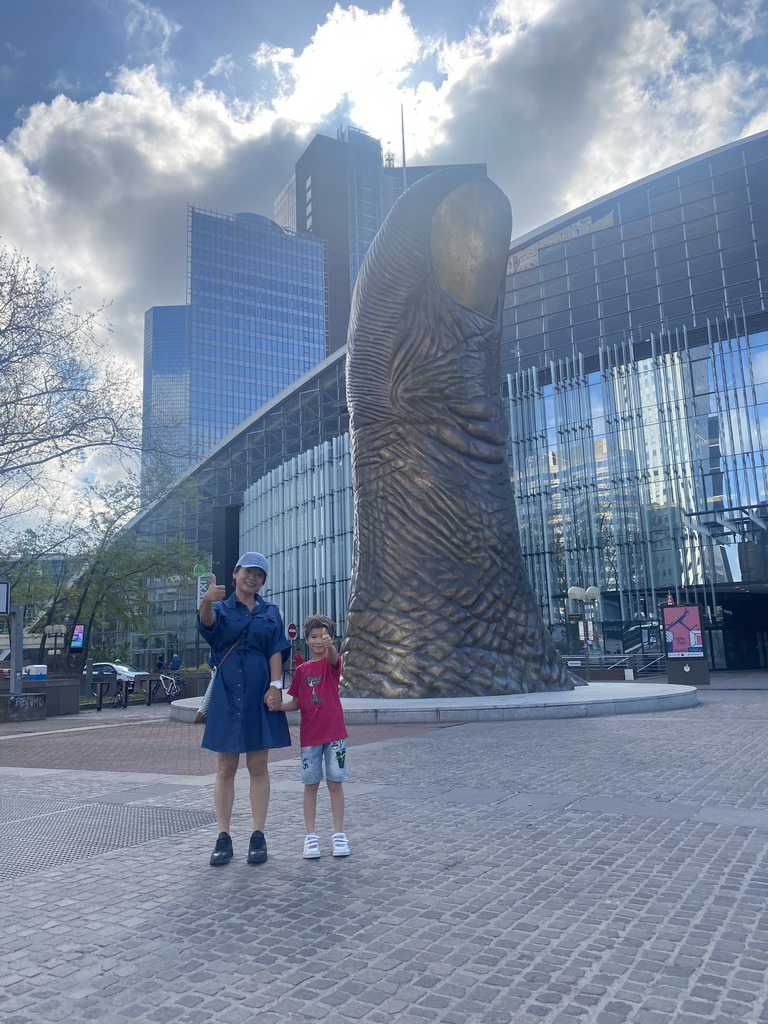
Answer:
[
  {"left": 71, "top": 624, "right": 85, "bottom": 649},
  {"left": 662, "top": 605, "right": 704, "bottom": 659}
]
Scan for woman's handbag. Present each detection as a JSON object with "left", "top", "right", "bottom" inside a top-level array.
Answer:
[
  {"left": 194, "top": 629, "right": 247, "bottom": 724},
  {"left": 194, "top": 669, "right": 217, "bottom": 724}
]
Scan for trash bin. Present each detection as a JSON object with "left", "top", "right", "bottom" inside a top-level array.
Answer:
[{"left": 23, "top": 665, "right": 48, "bottom": 680}]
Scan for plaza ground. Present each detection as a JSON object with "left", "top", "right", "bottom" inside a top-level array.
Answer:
[{"left": 2, "top": 690, "right": 768, "bottom": 1023}]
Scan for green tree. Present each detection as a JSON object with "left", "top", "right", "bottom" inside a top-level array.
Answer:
[
  {"left": 54, "top": 477, "right": 201, "bottom": 664},
  {"left": 1, "top": 474, "right": 202, "bottom": 666}
]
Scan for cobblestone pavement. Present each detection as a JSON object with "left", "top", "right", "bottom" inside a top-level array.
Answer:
[
  {"left": 0, "top": 707, "right": 447, "bottom": 775},
  {"left": 2, "top": 691, "right": 768, "bottom": 1023}
]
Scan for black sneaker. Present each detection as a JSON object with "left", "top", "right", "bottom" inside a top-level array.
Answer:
[
  {"left": 247, "top": 830, "right": 267, "bottom": 864},
  {"left": 209, "top": 831, "right": 233, "bottom": 866}
]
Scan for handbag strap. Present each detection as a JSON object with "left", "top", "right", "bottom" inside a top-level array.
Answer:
[{"left": 216, "top": 626, "right": 249, "bottom": 671}]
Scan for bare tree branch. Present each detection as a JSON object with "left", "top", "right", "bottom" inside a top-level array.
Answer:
[{"left": 0, "top": 244, "right": 180, "bottom": 508}]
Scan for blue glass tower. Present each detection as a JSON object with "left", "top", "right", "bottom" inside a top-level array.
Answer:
[
  {"left": 143, "top": 208, "right": 327, "bottom": 477},
  {"left": 142, "top": 304, "right": 189, "bottom": 477}
]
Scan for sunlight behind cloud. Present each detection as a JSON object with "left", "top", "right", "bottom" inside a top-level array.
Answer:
[
  {"left": 0, "top": 0, "right": 766, "bottom": 375},
  {"left": 251, "top": 2, "right": 441, "bottom": 155}
]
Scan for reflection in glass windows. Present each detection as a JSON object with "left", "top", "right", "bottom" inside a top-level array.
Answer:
[{"left": 508, "top": 312, "right": 768, "bottom": 634}]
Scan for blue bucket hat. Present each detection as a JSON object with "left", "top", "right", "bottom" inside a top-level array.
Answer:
[{"left": 235, "top": 552, "right": 269, "bottom": 577}]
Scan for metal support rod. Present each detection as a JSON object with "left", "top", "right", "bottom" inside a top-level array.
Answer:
[{"left": 9, "top": 604, "right": 24, "bottom": 695}]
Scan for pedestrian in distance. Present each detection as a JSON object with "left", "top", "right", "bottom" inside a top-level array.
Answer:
[
  {"left": 197, "top": 552, "right": 291, "bottom": 867},
  {"left": 277, "top": 614, "right": 350, "bottom": 859},
  {"left": 154, "top": 656, "right": 165, "bottom": 673},
  {"left": 169, "top": 654, "right": 182, "bottom": 671}
]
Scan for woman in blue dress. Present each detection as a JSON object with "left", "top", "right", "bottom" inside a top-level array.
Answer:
[{"left": 197, "top": 552, "right": 291, "bottom": 867}]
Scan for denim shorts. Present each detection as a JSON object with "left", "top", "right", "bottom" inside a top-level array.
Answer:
[{"left": 300, "top": 740, "right": 347, "bottom": 784}]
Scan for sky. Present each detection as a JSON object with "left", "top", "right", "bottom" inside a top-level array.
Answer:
[{"left": 2, "top": 0, "right": 768, "bottom": 473}]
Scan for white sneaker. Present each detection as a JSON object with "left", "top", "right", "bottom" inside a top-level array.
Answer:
[
  {"left": 332, "top": 832, "right": 350, "bottom": 857},
  {"left": 303, "top": 833, "right": 321, "bottom": 859}
]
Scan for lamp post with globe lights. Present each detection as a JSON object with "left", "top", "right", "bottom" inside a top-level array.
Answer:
[{"left": 567, "top": 585, "right": 600, "bottom": 683}]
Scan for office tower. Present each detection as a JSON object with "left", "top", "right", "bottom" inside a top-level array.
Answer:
[
  {"left": 286, "top": 126, "right": 383, "bottom": 352},
  {"left": 275, "top": 125, "right": 486, "bottom": 351},
  {"left": 142, "top": 207, "right": 327, "bottom": 477},
  {"left": 142, "top": 304, "right": 189, "bottom": 479}
]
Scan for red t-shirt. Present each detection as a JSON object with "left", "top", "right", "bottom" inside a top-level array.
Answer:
[{"left": 287, "top": 656, "right": 347, "bottom": 747}]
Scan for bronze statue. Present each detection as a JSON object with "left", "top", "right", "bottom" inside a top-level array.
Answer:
[{"left": 342, "top": 168, "right": 572, "bottom": 698}]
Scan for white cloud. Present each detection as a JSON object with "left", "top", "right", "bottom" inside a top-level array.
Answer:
[
  {"left": 0, "top": 65, "right": 309, "bottom": 375},
  {"left": 251, "top": 1, "right": 438, "bottom": 155},
  {"left": 123, "top": 0, "right": 181, "bottom": 71},
  {"left": 1, "top": 0, "right": 767, "bottom": 374},
  {"left": 207, "top": 54, "right": 239, "bottom": 79},
  {"left": 415, "top": 0, "right": 768, "bottom": 234}
]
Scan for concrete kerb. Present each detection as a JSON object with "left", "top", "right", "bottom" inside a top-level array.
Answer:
[{"left": 170, "top": 680, "right": 698, "bottom": 724}]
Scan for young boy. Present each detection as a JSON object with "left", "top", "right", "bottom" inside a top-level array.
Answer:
[{"left": 282, "top": 614, "right": 350, "bottom": 858}]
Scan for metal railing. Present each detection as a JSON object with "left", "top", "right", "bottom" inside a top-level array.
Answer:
[{"left": 562, "top": 652, "right": 666, "bottom": 678}]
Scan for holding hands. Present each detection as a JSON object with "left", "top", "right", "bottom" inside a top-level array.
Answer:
[{"left": 264, "top": 686, "right": 282, "bottom": 711}]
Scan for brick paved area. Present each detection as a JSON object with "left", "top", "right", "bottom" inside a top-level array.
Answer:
[
  {"left": 0, "top": 709, "right": 449, "bottom": 774},
  {"left": 2, "top": 691, "right": 768, "bottom": 1022}
]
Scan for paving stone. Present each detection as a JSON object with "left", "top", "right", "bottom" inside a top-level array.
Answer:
[{"left": 8, "top": 694, "right": 768, "bottom": 1024}]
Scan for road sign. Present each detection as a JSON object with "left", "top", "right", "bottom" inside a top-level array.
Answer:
[
  {"left": 287, "top": 623, "right": 298, "bottom": 639},
  {"left": 197, "top": 576, "right": 209, "bottom": 607},
  {"left": 193, "top": 564, "right": 207, "bottom": 577},
  {"left": 0, "top": 581, "right": 9, "bottom": 616}
]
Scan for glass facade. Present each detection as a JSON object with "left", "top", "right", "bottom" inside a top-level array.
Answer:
[
  {"left": 508, "top": 312, "right": 768, "bottom": 667},
  {"left": 505, "top": 130, "right": 768, "bottom": 669},
  {"left": 504, "top": 132, "right": 768, "bottom": 374},
  {"left": 142, "top": 207, "right": 328, "bottom": 477},
  {"left": 240, "top": 434, "right": 353, "bottom": 636}
]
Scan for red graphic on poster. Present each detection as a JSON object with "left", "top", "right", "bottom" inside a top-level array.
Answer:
[{"left": 662, "top": 605, "right": 704, "bottom": 659}]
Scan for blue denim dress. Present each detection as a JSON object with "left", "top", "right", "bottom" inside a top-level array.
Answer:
[{"left": 197, "top": 592, "right": 291, "bottom": 754}]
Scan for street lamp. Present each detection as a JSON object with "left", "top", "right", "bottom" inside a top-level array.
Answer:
[
  {"left": 44, "top": 623, "right": 67, "bottom": 662},
  {"left": 567, "top": 586, "right": 600, "bottom": 683}
]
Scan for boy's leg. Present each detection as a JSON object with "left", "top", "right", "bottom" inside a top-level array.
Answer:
[
  {"left": 324, "top": 740, "right": 349, "bottom": 855},
  {"left": 326, "top": 780, "right": 345, "bottom": 833},
  {"left": 303, "top": 782, "right": 320, "bottom": 833}
]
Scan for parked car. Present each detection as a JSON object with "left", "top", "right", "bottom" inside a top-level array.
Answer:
[{"left": 82, "top": 662, "right": 150, "bottom": 697}]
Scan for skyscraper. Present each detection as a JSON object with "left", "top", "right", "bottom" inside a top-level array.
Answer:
[
  {"left": 289, "top": 125, "right": 383, "bottom": 352},
  {"left": 275, "top": 125, "right": 486, "bottom": 351},
  {"left": 143, "top": 207, "right": 327, "bottom": 477}
]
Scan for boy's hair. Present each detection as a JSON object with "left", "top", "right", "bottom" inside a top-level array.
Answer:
[{"left": 303, "top": 613, "right": 336, "bottom": 638}]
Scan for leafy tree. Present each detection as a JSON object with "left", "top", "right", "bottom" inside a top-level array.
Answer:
[
  {"left": 1, "top": 474, "right": 202, "bottom": 666},
  {"left": 54, "top": 478, "right": 201, "bottom": 664}
]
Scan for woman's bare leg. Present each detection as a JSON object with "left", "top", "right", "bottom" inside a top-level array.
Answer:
[
  {"left": 245, "top": 749, "right": 270, "bottom": 830},
  {"left": 213, "top": 752, "right": 240, "bottom": 832}
]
